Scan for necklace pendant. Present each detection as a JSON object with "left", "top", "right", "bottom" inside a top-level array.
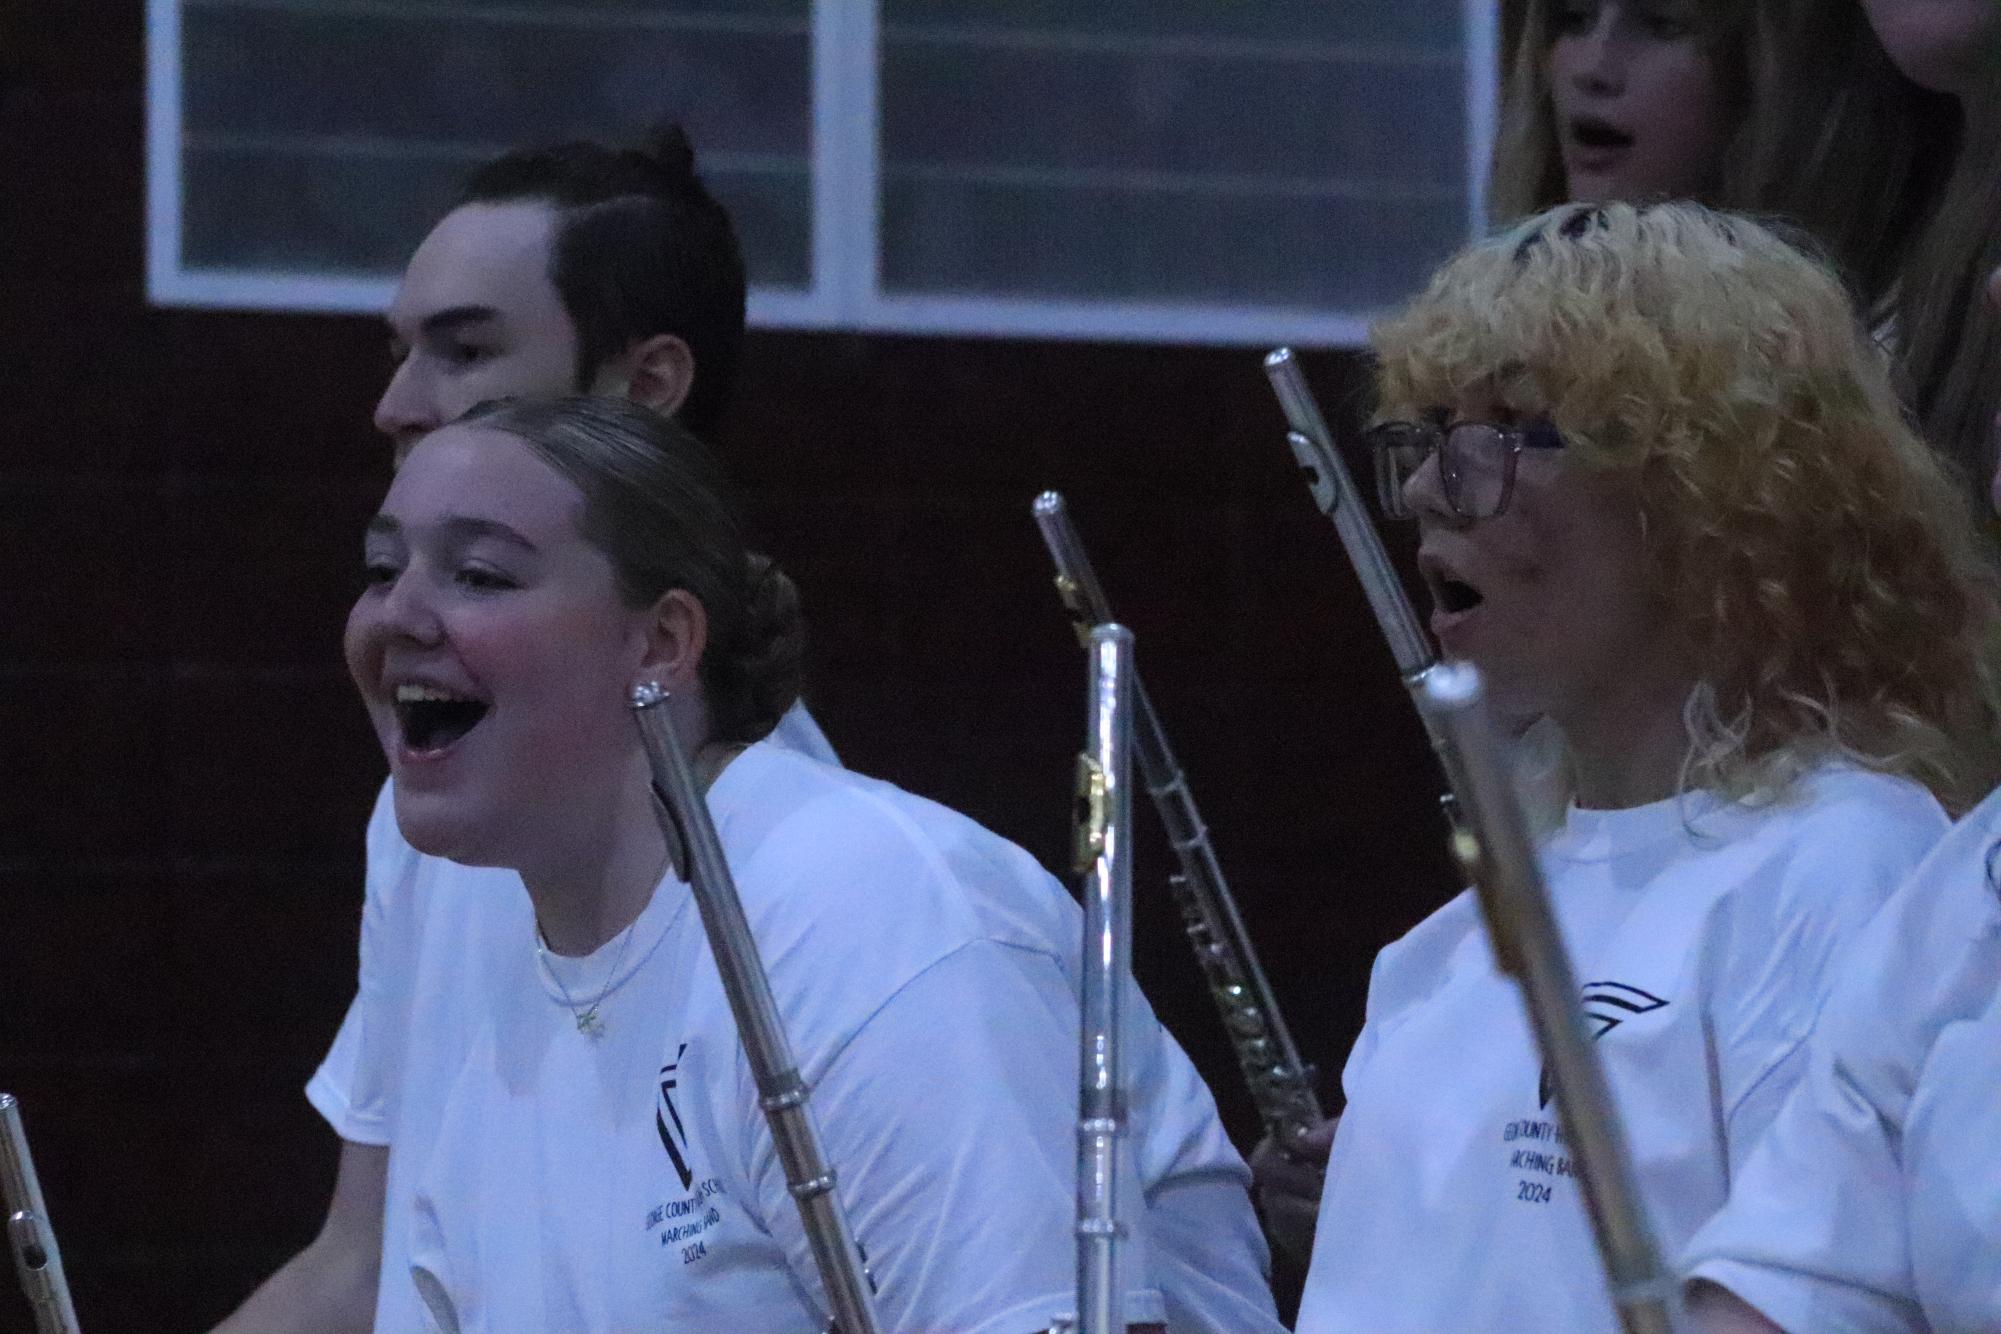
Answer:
[{"left": 575, "top": 1009, "right": 605, "bottom": 1038}]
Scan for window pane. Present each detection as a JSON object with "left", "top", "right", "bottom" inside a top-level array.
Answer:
[
  {"left": 877, "top": 1, "right": 1470, "bottom": 312},
  {"left": 175, "top": 1, "right": 813, "bottom": 289},
  {"left": 879, "top": 0, "right": 1456, "bottom": 47},
  {"left": 882, "top": 182, "right": 1461, "bottom": 311}
]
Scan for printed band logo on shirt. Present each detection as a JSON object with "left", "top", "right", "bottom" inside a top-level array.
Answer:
[
  {"left": 657, "top": 1043, "right": 695, "bottom": 1191},
  {"left": 1537, "top": 981, "right": 1669, "bottom": 1108}
]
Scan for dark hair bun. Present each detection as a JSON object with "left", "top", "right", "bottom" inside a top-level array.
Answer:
[
  {"left": 642, "top": 122, "right": 698, "bottom": 185},
  {"left": 723, "top": 552, "right": 807, "bottom": 744}
]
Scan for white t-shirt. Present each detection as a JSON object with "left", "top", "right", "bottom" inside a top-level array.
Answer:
[
  {"left": 307, "top": 701, "right": 843, "bottom": 1330},
  {"left": 307, "top": 699, "right": 837, "bottom": 1137},
  {"left": 1294, "top": 766, "right": 1948, "bottom": 1334},
  {"left": 313, "top": 736, "right": 1279, "bottom": 1333},
  {"left": 1682, "top": 788, "right": 2001, "bottom": 1332}
]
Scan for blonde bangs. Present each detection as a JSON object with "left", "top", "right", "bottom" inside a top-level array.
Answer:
[{"left": 1375, "top": 206, "right": 1869, "bottom": 458}]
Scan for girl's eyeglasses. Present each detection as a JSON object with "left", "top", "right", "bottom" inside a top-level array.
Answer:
[{"left": 1368, "top": 418, "right": 1564, "bottom": 520}]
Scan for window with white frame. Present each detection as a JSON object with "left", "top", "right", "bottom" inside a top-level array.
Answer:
[{"left": 148, "top": 0, "right": 1495, "bottom": 346}]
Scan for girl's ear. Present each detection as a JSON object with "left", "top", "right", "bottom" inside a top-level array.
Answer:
[{"left": 636, "top": 587, "right": 708, "bottom": 695}]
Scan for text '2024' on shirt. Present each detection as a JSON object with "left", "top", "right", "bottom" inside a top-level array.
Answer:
[{"left": 1295, "top": 765, "right": 1948, "bottom": 1334}]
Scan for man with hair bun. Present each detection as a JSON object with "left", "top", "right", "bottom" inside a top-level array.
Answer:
[
  {"left": 215, "top": 121, "right": 836, "bottom": 1334},
  {"left": 370, "top": 124, "right": 837, "bottom": 771},
  {"left": 217, "top": 128, "right": 1279, "bottom": 1333},
  {"left": 374, "top": 124, "right": 741, "bottom": 455}
]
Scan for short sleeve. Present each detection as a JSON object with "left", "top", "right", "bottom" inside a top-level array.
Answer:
[
  {"left": 1682, "top": 1033, "right": 1928, "bottom": 1334},
  {"left": 306, "top": 779, "right": 417, "bottom": 1146},
  {"left": 1122, "top": 998, "right": 1250, "bottom": 1195},
  {"left": 1705, "top": 788, "right": 1944, "bottom": 1159},
  {"left": 1903, "top": 991, "right": 2001, "bottom": 1328},
  {"left": 1681, "top": 797, "right": 1999, "bottom": 1334},
  {"left": 734, "top": 939, "right": 1166, "bottom": 1334},
  {"left": 305, "top": 993, "right": 374, "bottom": 1141},
  {"left": 1143, "top": 1172, "right": 1283, "bottom": 1333},
  {"left": 1121, "top": 1003, "right": 1282, "bottom": 1333},
  {"left": 1339, "top": 889, "right": 1481, "bottom": 1102}
]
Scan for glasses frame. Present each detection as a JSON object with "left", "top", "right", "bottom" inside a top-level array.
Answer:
[{"left": 1368, "top": 417, "right": 1564, "bottom": 520}]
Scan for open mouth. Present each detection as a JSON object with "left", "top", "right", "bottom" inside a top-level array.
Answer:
[
  {"left": 394, "top": 683, "right": 490, "bottom": 754},
  {"left": 1570, "top": 117, "right": 1634, "bottom": 151},
  {"left": 1437, "top": 577, "right": 1485, "bottom": 615},
  {"left": 1420, "top": 555, "right": 1486, "bottom": 619}
]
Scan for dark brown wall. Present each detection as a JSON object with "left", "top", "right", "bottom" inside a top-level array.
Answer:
[{"left": 0, "top": 5, "right": 1455, "bottom": 1329}]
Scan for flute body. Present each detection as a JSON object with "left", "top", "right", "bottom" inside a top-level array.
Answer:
[
  {"left": 2, "top": 1094, "right": 81, "bottom": 1334},
  {"left": 1414, "top": 665, "right": 1680, "bottom": 1334},
  {"left": 1031, "top": 492, "right": 1325, "bottom": 1155},
  {"left": 1069, "top": 624, "right": 1136, "bottom": 1334},
  {"left": 629, "top": 687, "right": 882, "bottom": 1334},
  {"left": 1263, "top": 349, "right": 1475, "bottom": 783},
  {"left": 1263, "top": 349, "right": 1434, "bottom": 683}
]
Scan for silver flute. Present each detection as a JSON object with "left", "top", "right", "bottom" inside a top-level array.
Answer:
[
  {"left": 1262, "top": 349, "right": 1433, "bottom": 681},
  {"left": 1031, "top": 492, "right": 1325, "bottom": 1155},
  {"left": 629, "top": 687, "right": 882, "bottom": 1334},
  {"left": 1065, "top": 624, "right": 1137, "bottom": 1334},
  {"left": 2, "top": 1093, "right": 81, "bottom": 1334},
  {"left": 1414, "top": 665, "right": 1680, "bottom": 1334},
  {"left": 1266, "top": 350, "right": 1474, "bottom": 839}
]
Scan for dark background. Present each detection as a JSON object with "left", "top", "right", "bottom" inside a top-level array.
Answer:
[{"left": 0, "top": 4, "right": 1458, "bottom": 1328}]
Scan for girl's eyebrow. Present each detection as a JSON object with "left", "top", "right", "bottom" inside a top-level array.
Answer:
[{"left": 364, "top": 513, "right": 539, "bottom": 554}]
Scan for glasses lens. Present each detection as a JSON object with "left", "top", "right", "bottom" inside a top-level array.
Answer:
[
  {"left": 1370, "top": 424, "right": 1431, "bottom": 520},
  {"left": 1442, "top": 423, "right": 1512, "bottom": 518}
]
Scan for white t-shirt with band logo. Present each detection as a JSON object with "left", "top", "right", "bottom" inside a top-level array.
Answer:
[
  {"left": 307, "top": 701, "right": 836, "bottom": 1141},
  {"left": 1682, "top": 788, "right": 2001, "bottom": 1332},
  {"left": 308, "top": 700, "right": 840, "bottom": 1329},
  {"left": 1293, "top": 765, "right": 1947, "bottom": 1334},
  {"left": 317, "top": 739, "right": 1280, "bottom": 1333}
]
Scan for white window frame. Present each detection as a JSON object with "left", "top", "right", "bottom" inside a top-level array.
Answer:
[{"left": 146, "top": 0, "right": 1498, "bottom": 348}]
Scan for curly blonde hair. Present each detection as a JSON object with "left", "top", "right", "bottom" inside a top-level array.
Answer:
[{"left": 1373, "top": 201, "right": 2001, "bottom": 813}]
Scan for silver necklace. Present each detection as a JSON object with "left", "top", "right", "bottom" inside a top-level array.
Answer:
[
  {"left": 537, "top": 916, "right": 640, "bottom": 1039},
  {"left": 535, "top": 839, "right": 677, "bottom": 1037}
]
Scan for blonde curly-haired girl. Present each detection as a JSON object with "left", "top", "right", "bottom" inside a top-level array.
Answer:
[{"left": 1294, "top": 201, "right": 2001, "bottom": 1334}]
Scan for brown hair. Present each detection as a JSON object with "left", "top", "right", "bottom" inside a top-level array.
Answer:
[
  {"left": 1895, "top": 104, "right": 2001, "bottom": 485},
  {"left": 1491, "top": 0, "right": 1960, "bottom": 317},
  {"left": 1489, "top": 0, "right": 1756, "bottom": 221},
  {"left": 456, "top": 124, "right": 747, "bottom": 440},
  {"left": 1727, "top": 0, "right": 1962, "bottom": 315},
  {"left": 458, "top": 395, "right": 805, "bottom": 746}
]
